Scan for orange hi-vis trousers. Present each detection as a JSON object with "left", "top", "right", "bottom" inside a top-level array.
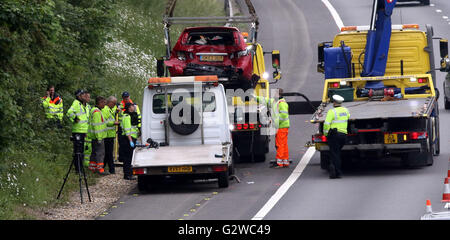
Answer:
[{"left": 275, "top": 128, "right": 289, "bottom": 163}]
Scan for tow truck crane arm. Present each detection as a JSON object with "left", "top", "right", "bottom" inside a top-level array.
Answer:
[{"left": 361, "top": 0, "right": 397, "bottom": 77}]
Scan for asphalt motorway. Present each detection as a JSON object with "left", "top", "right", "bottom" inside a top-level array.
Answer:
[{"left": 100, "top": 0, "right": 450, "bottom": 220}]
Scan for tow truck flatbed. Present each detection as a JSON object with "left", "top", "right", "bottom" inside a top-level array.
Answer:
[{"left": 132, "top": 144, "right": 227, "bottom": 168}]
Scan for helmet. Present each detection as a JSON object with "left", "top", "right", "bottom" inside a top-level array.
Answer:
[
  {"left": 75, "top": 89, "right": 85, "bottom": 96},
  {"left": 332, "top": 95, "right": 344, "bottom": 104},
  {"left": 122, "top": 91, "right": 130, "bottom": 98}
]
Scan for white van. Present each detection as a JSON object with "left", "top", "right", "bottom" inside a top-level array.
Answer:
[{"left": 131, "top": 76, "right": 233, "bottom": 191}]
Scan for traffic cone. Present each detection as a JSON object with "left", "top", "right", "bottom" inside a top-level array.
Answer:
[
  {"left": 442, "top": 178, "right": 450, "bottom": 203},
  {"left": 426, "top": 199, "right": 433, "bottom": 213}
]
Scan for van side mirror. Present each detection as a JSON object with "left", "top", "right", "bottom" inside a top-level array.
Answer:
[
  {"left": 271, "top": 50, "right": 281, "bottom": 81},
  {"left": 440, "top": 39, "right": 448, "bottom": 58},
  {"left": 157, "top": 58, "right": 165, "bottom": 77}
]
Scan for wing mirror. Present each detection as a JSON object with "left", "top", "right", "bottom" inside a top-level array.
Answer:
[
  {"left": 440, "top": 39, "right": 450, "bottom": 72},
  {"left": 271, "top": 50, "right": 281, "bottom": 81}
]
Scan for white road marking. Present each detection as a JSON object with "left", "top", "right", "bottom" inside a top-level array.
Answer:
[
  {"left": 252, "top": 147, "right": 316, "bottom": 220},
  {"left": 321, "top": 0, "right": 345, "bottom": 30}
]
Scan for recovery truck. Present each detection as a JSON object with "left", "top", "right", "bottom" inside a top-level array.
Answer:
[
  {"left": 156, "top": 0, "right": 282, "bottom": 162},
  {"left": 313, "top": 0, "right": 448, "bottom": 168}
]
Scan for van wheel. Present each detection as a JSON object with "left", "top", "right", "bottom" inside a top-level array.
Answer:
[
  {"left": 422, "top": 0, "right": 430, "bottom": 5},
  {"left": 138, "top": 176, "right": 149, "bottom": 192},
  {"left": 218, "top": 171, "right": 229, "bottom": 188}
]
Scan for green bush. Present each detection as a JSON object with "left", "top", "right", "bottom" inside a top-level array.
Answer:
[{"left": 0, "top": 0, "right": 225, "bottom": 219}]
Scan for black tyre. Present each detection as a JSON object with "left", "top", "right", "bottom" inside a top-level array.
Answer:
[
  {"left": 445, "top": 97, "right": 450, "bottom": 110},
  {"left": 426, "top": 119, "right": 434, "bottom": 166},
  {"left": 320, "top": 152, "right": 330, "bottom": 170},
  {"left": 253, "top": 154, "right": 266, "bottom": 162},
  {"left": 218, "top": 171, "right": 229, "bottom": 188},
  {"left": 431, "top": 109, "right": 440, "bottom": 156},
  {"left": 137, "top": 176, "right": 148, "bottom": 192},
  {"left": 169, "top": 104, "right": 200, "bottom": 135},
  {"left": 422, "top": 0, "right": 430, "bottom": 5}
]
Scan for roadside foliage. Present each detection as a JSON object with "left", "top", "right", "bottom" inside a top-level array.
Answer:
[{"left": 0, "top": 0, "right": 223, "bottom": 219}]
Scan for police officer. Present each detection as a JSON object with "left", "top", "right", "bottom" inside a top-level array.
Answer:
[
  {"left": 41, "top": 85, "right": 63, "bottom": 127},
  {"left": 120, "top": 102, "right": 139, "bottom": 180},
  {"left": 118, "top": 91, "right": 141, "bottom": 163},
  {"left": 66, "top": 89, "right": 89, "bottom": 173},
  {"left": 323, "top": 95, "right": 350, "bottom": 179},
  {"left": 102, "top": 96, "right": 119, "bottom": 174}
]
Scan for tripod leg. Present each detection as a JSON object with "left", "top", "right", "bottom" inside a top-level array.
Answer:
[
  {"left": 80, "top": 153, "right": 92, "bottom": 202},
  {"left": 76, "top": 153, "right": 84, "bottom": 204},
  {"left": 57, "top": 157, "right": 75, "bottom": 200}
]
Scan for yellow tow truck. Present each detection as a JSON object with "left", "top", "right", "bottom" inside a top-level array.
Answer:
[{"left": 313, "top": 1, "right": 448, "bottom": 168}]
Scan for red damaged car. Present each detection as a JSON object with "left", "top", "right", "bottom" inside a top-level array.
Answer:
[{"left": 164, "top": 27, "right": 254, "bottom": 88}]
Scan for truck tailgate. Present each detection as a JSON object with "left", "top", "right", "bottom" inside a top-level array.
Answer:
[
  {"left": 131, "top": 144, "right": 226, "bottom": 168},
  {"left": 312, "top": 97, "right": 435, "bottom": 122}
]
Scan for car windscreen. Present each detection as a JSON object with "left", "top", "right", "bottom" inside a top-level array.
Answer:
[
  {"left": 153, "top": 92, "right": 216, "bottom": 114},
  {"left": 186, "top": 32, "right": 235, "bottom": 46}
]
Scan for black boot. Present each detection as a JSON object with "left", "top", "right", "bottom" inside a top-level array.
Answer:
[{"left": 328, "top": 164, "right": 337, "bottom": 179}]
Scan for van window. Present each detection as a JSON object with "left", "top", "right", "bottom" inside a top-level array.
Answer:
[{"left": 153, "top": 92, "right": 216, "bottom": 114}]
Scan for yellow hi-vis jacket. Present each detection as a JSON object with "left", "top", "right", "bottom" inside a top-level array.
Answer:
[
  {"left": 67, "top": 99, "right": 89, "bottom": 133},
  {"left": 42, "top": 96, "right": 63, "bottom": 120},
  {"left": 88, "top": 107, "right": 107, "bottom": 140},
  {"left": 102, "top": 105, "right": 117, "bottom": 138},
  {"left": 323, "top": 106, "right": 350, "bottom": 136},
  {"left": 255, "top": 96, "right": 290, "bottom": 129}
]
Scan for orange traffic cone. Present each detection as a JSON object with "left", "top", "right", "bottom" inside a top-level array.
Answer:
[
  {"left": 442, "top": 178, "right": 450, "bottom": 203},
  {"left": 426, "top": 199, "right": 433, "bottom": 213}
]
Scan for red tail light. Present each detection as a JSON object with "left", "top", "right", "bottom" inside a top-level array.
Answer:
[
  {"left": 243, "top": 123, "right": 249, "bottom": 130},
  {"left": 236, "top": 124, "right": 242, "bottom": 130},
  {"left": 312, "top": 135, "right": 327, "bottom": 143},
  {"left": 418, "top": 78, "right": 427, "bottom": 83},
  {"left": 133, "top": 168, "right": 146, "bottom": 175},
  {"left": 329, "top": 82, "right": 340, "bottom": 88},
  {"left": 249, "top": 124, "right": 255, "bottom": 129},
  {"left": 212, "top": 165, "right": 228, "bottom": 172},
  {"left": 409, "top": 132, "right": 427, "bottom": 140}
]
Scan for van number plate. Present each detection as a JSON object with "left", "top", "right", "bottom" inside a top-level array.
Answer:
[
  {"left": 168, "top": 166, "right": 193, "bottom": 173},
  {"left": 384, "top": 134, "right": 398, "bottom": 144}
]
